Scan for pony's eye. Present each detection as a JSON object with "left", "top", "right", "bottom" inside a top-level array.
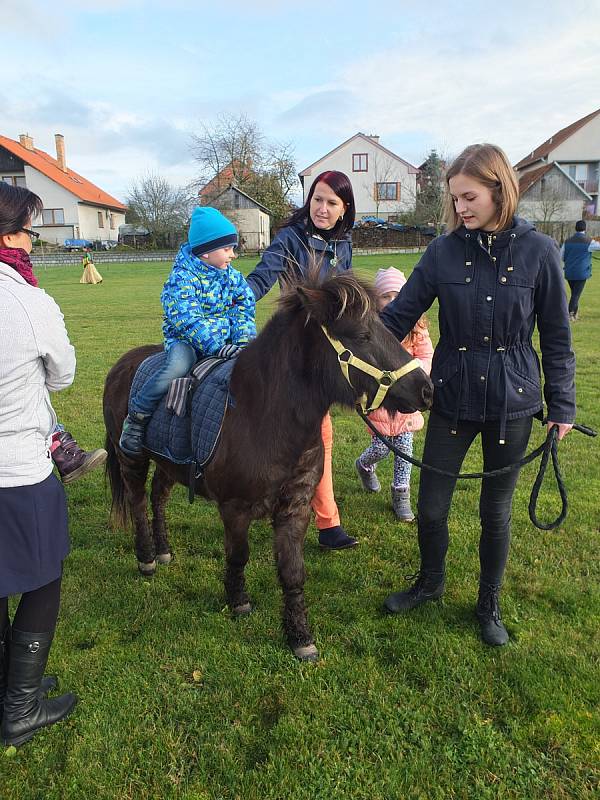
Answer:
[{"left": 356, "top": 331, "right": 371, "bottom": 343}]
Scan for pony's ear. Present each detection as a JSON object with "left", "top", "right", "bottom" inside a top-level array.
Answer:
[{"left": 296, "top": 285, "right": 329, "bottom": 324}]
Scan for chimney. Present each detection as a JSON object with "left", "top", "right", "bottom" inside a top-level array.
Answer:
[
  {"left": 55, "top": 133, "right": 67, "bottom": 172},
  {"left": 369, "top": 134, "right": 380, "bottom": 142},
  {"left": 19, "top": 134, "right": 34, "bottom": 151}
]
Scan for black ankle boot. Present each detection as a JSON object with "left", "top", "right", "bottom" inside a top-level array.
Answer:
[
  {"left": 1, "top": 629, "right": 77, "bottom": 747},
  {"left": 384, "top": 570, "right": 445, "bottom": 614},
  {"left": 119, "top": 412, "right": 150, "bottom": 457},
  {"left": 0, "top": 626, "right": 58, "bottom": 724},
  {"left": 476, "top": 583, "right": 509, "bottom": 646}
]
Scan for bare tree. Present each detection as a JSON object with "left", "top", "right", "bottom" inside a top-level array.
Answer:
[
  {"left": 266, "top": 139, "right": 299, "bottom": 201},
  {"left": 190, "top": 113, "right": 264, "bottom": 194},
  {"left": 190, "top": 114, "right": 298, "bottom": 228},
  {"left": 126, "top": 173, "right": 192, "bottom": 248},
  {"left": 520, "top": 191, "right": 566, "bottom": 226}
]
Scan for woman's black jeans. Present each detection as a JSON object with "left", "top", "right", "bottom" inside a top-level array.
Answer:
[{"left": 417, "top": 411, "right": 533, "bottom": 587}]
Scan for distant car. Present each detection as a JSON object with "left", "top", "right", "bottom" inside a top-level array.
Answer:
[
  {"left": 98, "top": 240, "right": 118, "bottom": 250},
  {"left": 64, "top": 238, "right": 93, "bottom": 251}
]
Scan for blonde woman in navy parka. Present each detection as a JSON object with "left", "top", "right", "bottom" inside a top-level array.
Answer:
[{"left": 380, "top": 144, "right": 575, "bottom": 646}]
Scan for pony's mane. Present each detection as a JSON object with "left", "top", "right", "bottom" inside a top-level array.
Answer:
[{"left": 278, "top": 268, "right": 377, "bottom": 322}]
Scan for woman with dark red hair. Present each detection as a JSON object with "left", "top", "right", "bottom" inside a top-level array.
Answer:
[{"left": 246, "top": 171, "right": 358, "bottom": 550}]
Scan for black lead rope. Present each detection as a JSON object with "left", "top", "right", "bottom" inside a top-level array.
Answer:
[{"left": 356, "top": 408, "right": 597, "bottom": 531}]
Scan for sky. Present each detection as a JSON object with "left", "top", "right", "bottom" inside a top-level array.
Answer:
[{"left": 4, "top": 0, "right": 600, "bottom": 204}]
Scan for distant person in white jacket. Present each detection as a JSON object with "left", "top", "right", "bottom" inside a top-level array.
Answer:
[{"left": 0, "top": 184, "right": 78, "bottom": 747}]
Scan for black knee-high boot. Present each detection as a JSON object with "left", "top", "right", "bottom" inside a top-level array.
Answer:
[
  {"left": 0, "top": 625, "right": 58, "bottom": 724},
  {"left": 1, "top": 629, "right": 77, "bottom": 747},
  {"left": 0, "top": 622, "right": 8, "bottom": 720}
]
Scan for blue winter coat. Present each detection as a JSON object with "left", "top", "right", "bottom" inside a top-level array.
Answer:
[
  {"left": 381, "top": 218, "right": 576, "bottom": 440},
  {"left": 161, "top": 244, "right": 256, "bottom": 356},
  {"left": 245, "top": 220, "right": 352, "bottom": 300}
]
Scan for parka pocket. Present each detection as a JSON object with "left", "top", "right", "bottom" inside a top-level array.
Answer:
[
  {"left": 503, "top": 359, "right": 541, "bottom": 409},
  {"left": 431, "top": 351, "right": 462, "bottom": 411}
]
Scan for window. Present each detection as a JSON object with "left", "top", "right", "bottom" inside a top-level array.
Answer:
[
  {"left": 110, "top": 213, "right": 116, "bottom": 230},
  {"left": 352, "top": 153, "right": 368, "bottom": 172},
  {"left": 98, "top": 211, "right": 104, "bottom": 228},
  {"left": 376, "top": 182, "right": 399, "bottom": 201},
  {"left": 2, "top": 176, "right": 26, "bottom": 187},
  {"left": 41, "top": 208, "right": 65, "bottom": 225},
  {"left": 568, "top": 165, "right": 576, "bottom": 179}
]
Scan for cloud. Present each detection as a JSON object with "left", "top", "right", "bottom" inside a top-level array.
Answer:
[
  {"left": 26, "top": 89, "right": 93, "bottom": 127},
  {"left": 277, "top": 16, "right": 600, "bottom": 167},
  {"left": 277, "top": 90, "right": 359, "bottom": 129}
]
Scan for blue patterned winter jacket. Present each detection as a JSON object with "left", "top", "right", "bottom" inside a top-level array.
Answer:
[{"left": 161, "top": 244, "right": 256, "bottom": 356}]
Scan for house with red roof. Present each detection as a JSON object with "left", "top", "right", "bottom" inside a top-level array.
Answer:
[
  {"left": 0, "top": 133, "right": 127, "bottom": 245},
  {"left": 299, "top": 133, "right": 420, "bottom": 221},
  {"left": 515, "top": 108, "right": 600, "bottom": 215}
]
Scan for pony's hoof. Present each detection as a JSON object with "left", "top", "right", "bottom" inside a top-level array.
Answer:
[
  {"left": 293, "top": 644, "right": 319, "bottom": 662},
  {"left": 156, "top": 552, "right": 173, "bottom": 565},
  {"left": 138, "top": 560, "right": 156, "bottom": 576},
  {"left": 232, "top": 602, "right": 253, "bottom": 616}
]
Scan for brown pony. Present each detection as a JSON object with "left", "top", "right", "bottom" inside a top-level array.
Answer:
[{"left": 103, "top": 273, "right": 432, "bottom": 660}]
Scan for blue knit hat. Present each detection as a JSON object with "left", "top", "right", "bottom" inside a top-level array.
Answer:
[{"left": 188, "top": 206, "right": 238, "bottom": 256}]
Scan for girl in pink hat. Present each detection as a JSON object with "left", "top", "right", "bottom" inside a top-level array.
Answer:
[{"left": 355, "top": 267, "right": 433, "bottom": 520}]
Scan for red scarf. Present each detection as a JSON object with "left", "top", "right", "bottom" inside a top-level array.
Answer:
[{"left": 0, "top": 247, "right": 38, "bottom": 287}]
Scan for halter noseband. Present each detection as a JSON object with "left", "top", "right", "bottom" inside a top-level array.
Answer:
[{"left": 320, "top": 325, "right": 421, "bottom": 414}]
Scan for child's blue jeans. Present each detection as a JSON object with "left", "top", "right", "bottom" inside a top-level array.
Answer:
[{"left": 131, "top": 342, "right": 196, "bottom": 417}]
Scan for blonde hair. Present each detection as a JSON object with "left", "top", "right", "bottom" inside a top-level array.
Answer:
[
  {"left": 403, "top": 315, "right": 429, "bottom": 349},
  {"left": 443, "top": 143, "right": 519, "bottom": 233}
]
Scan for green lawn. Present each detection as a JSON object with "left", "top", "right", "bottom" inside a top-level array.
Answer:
[{"left": 2, "top": 255, "right": 598, "bottom": 799}]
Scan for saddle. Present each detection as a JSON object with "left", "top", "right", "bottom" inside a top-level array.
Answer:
[{"left": 129, "top": 352, "right": 236, "bottom": 499}]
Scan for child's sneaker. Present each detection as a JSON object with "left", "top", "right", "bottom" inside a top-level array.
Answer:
[
  {"left": 355, "top": 458, "right": 381, "bottom": 493},
  {"left": 391, "top": 485, "right": 415, "bottom": 521}
]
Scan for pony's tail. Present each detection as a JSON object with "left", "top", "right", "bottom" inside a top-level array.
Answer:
[{"left": 105, "top": 430, "right": 131, "bottom": 529}]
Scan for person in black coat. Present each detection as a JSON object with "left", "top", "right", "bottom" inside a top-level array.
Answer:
[{"left": 380, "top": 143, "right": 575, "bottom": 646}]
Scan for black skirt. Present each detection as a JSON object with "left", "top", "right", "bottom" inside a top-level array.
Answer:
[{"left": 0, "top": 473, "right": 70, "bottom": 596}]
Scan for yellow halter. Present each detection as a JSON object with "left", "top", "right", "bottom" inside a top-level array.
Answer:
[{"left": 320, "top": 325, "right": 421, "bottom": 414}]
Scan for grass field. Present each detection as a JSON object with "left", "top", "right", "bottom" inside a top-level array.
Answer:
[{"left": 1, "top": 254, "right": 598, "bottom": 799}]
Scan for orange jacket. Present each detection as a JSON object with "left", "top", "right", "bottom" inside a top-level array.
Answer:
[{"left": 367, "top": 329, "right": 433, "bottom": 436}]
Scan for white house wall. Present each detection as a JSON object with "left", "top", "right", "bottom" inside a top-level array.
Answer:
[
  {"left": 26, "top": 167, "right": 80, "bottom": 244},
  {"left": 550, "top": 116, "right": 600, "bottom": 162},
  {"left": 302, "top": 138, "right": 417, "bottom": 218},
  {"left": 77, "top": 204, "right": 124, "bottom": 242},
  {"left": 224, "top": 208, "right": 271, "bottom": 251},
  {"left": 519, "top": 198, "right": 586, "bottom": 223},
  {"left": 25, "top": 166, "right": 125, "bottom": 244}
]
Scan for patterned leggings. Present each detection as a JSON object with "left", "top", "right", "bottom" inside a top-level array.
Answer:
[{"left": 358, "top": 432, "right": 413, "bottom": 488}]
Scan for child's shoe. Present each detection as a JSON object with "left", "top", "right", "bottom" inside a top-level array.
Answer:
[
  {"left": 51, "top": 431, "right": 107, "bottom": 484},
  {"left": 119, "top": 413, "right": 150, "bottom": 457},
  {"left": 355, "top": 458, "right": 381, "bottom": 493},
  {"left": 391, "top": 485, "right": 415, "bottom": 521}
]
